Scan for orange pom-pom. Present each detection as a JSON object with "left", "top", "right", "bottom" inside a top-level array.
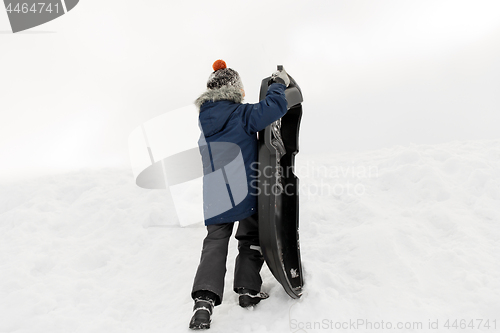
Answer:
[{"left": 212, "top": 59, "right": 227, "bottom": 71}]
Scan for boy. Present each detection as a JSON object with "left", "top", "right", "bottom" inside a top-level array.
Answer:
[{"left": 190, "top": 60, "right": 290, "bottom": 330}]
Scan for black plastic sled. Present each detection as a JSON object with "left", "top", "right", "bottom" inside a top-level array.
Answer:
[{"left": 257, "top": 66, "right": 304, "bottom": 299}]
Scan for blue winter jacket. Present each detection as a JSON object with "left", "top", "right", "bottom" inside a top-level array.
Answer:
[{"left": 195, "top": 83, "right": 288, "bottom": 225}]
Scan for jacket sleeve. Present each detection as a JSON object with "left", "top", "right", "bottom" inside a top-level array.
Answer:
[{"left": 240, "top": 83, "right": 288, "bottom": 135}]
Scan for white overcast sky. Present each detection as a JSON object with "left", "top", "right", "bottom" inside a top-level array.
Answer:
[{"left": 1, "top": 0, "right": 500, "bottom": 179}]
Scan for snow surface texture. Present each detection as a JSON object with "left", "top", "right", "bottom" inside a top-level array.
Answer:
[{"left": 0, "top": 140, "right": 499, "bottom": 333}]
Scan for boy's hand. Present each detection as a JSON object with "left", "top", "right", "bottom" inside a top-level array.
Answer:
[{"left": 270, "top": 69, "right": 290, "bottom": 87}]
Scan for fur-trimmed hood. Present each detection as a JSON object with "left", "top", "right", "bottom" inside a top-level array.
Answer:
[{"left": 195, "top": 85, "right": 244, "bottom": 110}]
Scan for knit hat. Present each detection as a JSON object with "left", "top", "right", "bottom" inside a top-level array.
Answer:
[{"left": 206, "top": 60, "right": 244, "bottom": 91}]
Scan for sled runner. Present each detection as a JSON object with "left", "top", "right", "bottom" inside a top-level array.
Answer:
[{"left": 257, "top": 66, "right": 304, "bottom": 298}]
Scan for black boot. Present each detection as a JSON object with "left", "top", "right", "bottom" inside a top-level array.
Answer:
[
  {"left": 236, "top": 288, "right": 269, "bottom": 308},
  {"left": 189, "top": 291, "right": 216, "bottom": 330}
]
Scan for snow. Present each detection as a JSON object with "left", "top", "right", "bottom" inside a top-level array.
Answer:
[{"left": 1, "top": 140, "right": 499, "bottom": 332}]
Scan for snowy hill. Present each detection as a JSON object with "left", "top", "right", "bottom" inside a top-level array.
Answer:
[{"left": 0, "top": 140, "right": 499, "bottom": 333}]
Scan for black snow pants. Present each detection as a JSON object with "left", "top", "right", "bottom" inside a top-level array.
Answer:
[{"left": 191, "top": 213, "right": 264, "bottom": 306}]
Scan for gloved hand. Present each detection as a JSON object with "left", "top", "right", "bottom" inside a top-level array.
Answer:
[{"left": 269, "top": 68, "right": 290, "bottom": 87}]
